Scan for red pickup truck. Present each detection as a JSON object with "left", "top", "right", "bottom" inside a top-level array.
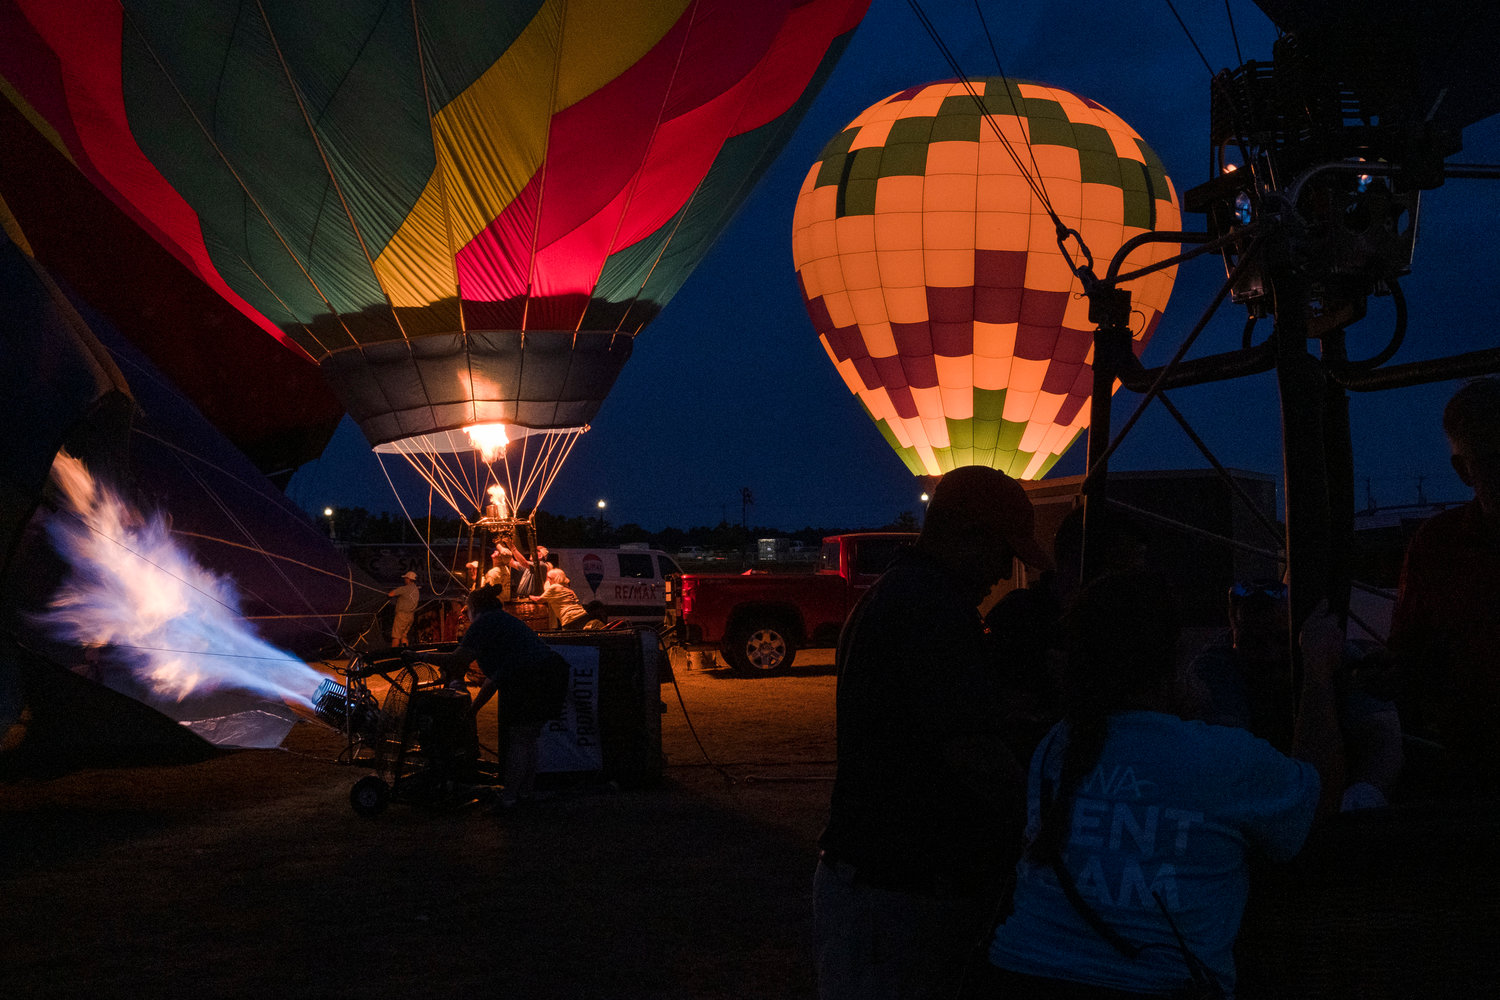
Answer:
[{"left": 662, "top": 532, "right": 916, "bottom": 676}]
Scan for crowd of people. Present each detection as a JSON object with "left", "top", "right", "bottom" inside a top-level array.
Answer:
[{"left": 814, "top": 377, "right": 1500, "bottom": 999}]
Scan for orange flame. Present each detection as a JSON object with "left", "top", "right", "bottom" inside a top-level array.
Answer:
[
  {"left": 463, "top": 422, "right": 510, "bottom": 462},
  {"left": 486, "top": 484, "right": 508, "bottom": 519}
]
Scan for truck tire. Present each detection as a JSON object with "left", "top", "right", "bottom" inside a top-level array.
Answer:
[{"left": 724, "top": 620, "right": 796, "bottom": 676}]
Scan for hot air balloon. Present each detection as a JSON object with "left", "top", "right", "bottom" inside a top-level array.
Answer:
[
  {"left": 792, "top": 78, "right": 1181, "bottom": 481},
  {"left": 0, "top": 0, "right": 870, "bottom": 523}
]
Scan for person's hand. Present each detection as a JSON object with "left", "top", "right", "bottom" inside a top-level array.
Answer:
[{"left": 1298, "top": 600, "right": 1345, "bottom": 684}]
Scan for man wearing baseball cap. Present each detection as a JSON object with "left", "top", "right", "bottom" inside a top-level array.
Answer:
[
  {"left": 387, "top": 569, "right": 421, "bottom": 647},
  {"left": 814, "top": 465, "right": 1052, "bottom": 1000}
]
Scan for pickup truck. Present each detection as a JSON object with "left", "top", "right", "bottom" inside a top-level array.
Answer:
[{"left": 661, "top": 532, "right": 916, "bottom": 676}]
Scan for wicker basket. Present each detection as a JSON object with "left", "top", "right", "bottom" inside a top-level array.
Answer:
[{"left": 505, "top": 599, "right": 553, "bottom": 632}]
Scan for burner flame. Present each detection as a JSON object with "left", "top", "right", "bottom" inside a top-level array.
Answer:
[
  {"left": 37, "top": 452, "right": 328, "bottom": 746},
  {"left": 463, "top": 422, "right": 510, "bottom": 463}
]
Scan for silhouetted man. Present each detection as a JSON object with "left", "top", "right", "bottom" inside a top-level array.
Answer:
[
  {"left": 1390, "top": 376, "right": 1500, "bottom": 790},
  {"left": 813, "top": 465, "right": 1052, "bottom": 1000}
]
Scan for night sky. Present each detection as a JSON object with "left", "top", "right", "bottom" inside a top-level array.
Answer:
[{"left": 285, "top": 0, "right": 1500, "bottom": 533}]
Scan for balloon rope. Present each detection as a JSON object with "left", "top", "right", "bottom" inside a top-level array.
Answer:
[
  {"left": 136, "top": 429, "right": 350, "bottom": 644},
  {"left": 393, "top": 448, "right": 477, "bottom": 516},
  {"left": 169, "top": 531, "right": 385, "bottom": 592},
  {"left": 529, "top": 430, "right": 584, "bottom": 511},
  {"left": 252, "top": 4, "right": 409, "bottom": 342},
  {"left": 905, "top": 1, "right": 1079, "bottom": 275},
  {"left": 374, "top": 452, "right": 478, "bottom": 589},
  {"left": 1163, "top": 0, "right": 1217, "bottom": 75},
  {"left": 905, "top": 2, "right": 1055, "bottom": 217}
]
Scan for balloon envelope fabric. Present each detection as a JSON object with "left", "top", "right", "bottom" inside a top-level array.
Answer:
[
  {"left": 0, "top": 0, "right": 869, "bottom": 449},
  {"left": 792, "top": 78, "right": 1180, "bottom": 480}
]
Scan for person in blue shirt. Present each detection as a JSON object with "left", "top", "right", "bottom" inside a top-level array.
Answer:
[
  {"left": 978, "top": 570, "right": 1345, "bottom": 998},
  {"left": 408, "top": 584, "right": 569, "bottom": 809},
  {"left": 1186, "top": 580, "right": 1403, "bottom": 810}
]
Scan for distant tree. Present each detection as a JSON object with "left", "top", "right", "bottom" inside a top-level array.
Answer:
[
  {"left": 708, "top": 519, "right": 740, "bottom": 551},
  {"left": 884, "top": 510, "right": 919, "bottom": 532},
  {"left": 616, "top": 522, "right": 651, "bottom": 545}
]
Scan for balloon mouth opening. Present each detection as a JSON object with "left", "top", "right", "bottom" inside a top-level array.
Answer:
[{"left": 372, "top": 423, "right": 589, "bottom": 456}]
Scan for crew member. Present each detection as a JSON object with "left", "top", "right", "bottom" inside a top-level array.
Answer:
[{"left": 388, "top": 570, "right": 420, "bottom": 646}]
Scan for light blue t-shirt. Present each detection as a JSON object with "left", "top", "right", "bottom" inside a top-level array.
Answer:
[{"left": 989, "top": 711, "right": 1319, "bottom": 996}]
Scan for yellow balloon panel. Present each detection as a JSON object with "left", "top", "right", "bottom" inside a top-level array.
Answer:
[{"left": 793, "top": 78, "right": 1180, "bottom": 478}]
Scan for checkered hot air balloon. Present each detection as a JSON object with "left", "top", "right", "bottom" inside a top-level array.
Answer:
[{"left": 792, "top": 78, "right": 1181, "bottom": 480}]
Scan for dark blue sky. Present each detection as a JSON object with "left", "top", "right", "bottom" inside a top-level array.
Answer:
[{"left": 286, "top": 0, "right": 1500, "bottom": 532}]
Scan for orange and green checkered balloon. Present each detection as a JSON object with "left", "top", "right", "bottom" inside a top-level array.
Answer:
[{"left": 792, "top": 79, "right": 1181, "bottom": 480}]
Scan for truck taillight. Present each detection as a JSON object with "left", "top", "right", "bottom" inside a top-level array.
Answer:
[{"left": 677, "top": 577, "right": 693, "bottom": 614}]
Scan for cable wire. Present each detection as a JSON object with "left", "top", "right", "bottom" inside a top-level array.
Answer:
[{"left": 1163, "top": 0, "right": 1215, "bottom": 75}]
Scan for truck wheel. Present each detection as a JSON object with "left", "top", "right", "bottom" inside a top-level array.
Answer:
[{"left": 724, "top": 621, "right": 796, "bottom": 676}]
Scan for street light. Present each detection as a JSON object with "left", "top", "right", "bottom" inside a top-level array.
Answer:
[
  {"left": 596, "top": 499, "right": 607, "bottom": 538},
  {"left": 323, "top": 506, "right": 336, "bottom": 539}
]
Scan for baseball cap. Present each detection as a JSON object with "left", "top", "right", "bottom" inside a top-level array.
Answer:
[
  {"left": 402, "top": 570, "right": 418, "bottom": 580},
  {"left": 925, "top": 465, "right": 1053, "bottom": 570}
]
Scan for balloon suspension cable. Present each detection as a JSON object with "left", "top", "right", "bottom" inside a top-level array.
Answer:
[
  {"left": 1083, "top": 234, "right": 1267, "bottom": 492},
  {"left": 389, "top": 445, "right": 486, "bottom": 519},
  {"left": 122, "top": 428, "right": 364, "bottom": 645},
  {"left": 1162, "top": 0, "right": 1217, "bottom": 75},
  {"left": 1106, "top": 497, "right": 1282, "bottom": 565},
  {"left": 1104, "top": 493, "right": 1381, "bottom": 644},
  {"left": 422, "top": 488, "right": 468, "bottom": 599},
  {"left": 905, "top": 1, "right": 1072, "bottom": 260},
  {"left": 377, "top": 427, "right": 585, "bottom": 550},
  {"left": 502, "top": 428, "right": 585, "bottom": 517},
  {"left": 1151, "top": 389, "right": 1286, "bottom": 547},
  {"left": 374, "top": 452, "right": 486, "bottom": 590}
]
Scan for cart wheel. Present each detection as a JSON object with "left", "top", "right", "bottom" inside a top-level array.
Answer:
[{"left": 350, "top": 776, "right": 390, "bottom": 816}]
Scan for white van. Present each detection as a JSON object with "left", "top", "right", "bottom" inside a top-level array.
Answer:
[{"left": 543, "top": 546, "right": 682, "bottom": 625}]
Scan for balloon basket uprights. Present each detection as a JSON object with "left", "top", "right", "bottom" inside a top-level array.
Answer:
[
  {"left": 467, "top": 513, "right": 549, "bottom": 595},
  {"left": 471, "top": 511, "right": 536, "bottom": 546}
]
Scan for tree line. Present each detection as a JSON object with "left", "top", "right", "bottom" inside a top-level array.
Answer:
[{"left": 316, "top": 506, "right": 920, "bottom": 550}]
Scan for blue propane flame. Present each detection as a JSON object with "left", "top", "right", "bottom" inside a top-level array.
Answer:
[{"left": 37, "top": 452, "right": 329, "bottom": 743}]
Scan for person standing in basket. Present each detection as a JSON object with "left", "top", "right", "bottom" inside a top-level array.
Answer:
[
  {"left": 409, "top": 585, "right": 569, "bottom": 809},
  {"left": 814, "top": 465, "right": 1053, "bottom": 1000}
]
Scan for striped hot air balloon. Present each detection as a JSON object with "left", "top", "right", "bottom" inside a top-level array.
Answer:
[
  {"left": 792, "top": 78, "right": 1181, "bottom": 480},
  {"left": 0, "top": 0, "right": 869, "bottom": 515}
]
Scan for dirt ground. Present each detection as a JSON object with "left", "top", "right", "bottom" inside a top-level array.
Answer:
[
  {"left": 0, "top": 650, "right": 841, "bottom": 1000},
  {"left": 13, "top": 644, "right": 1500, "bottom": 1000}
]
